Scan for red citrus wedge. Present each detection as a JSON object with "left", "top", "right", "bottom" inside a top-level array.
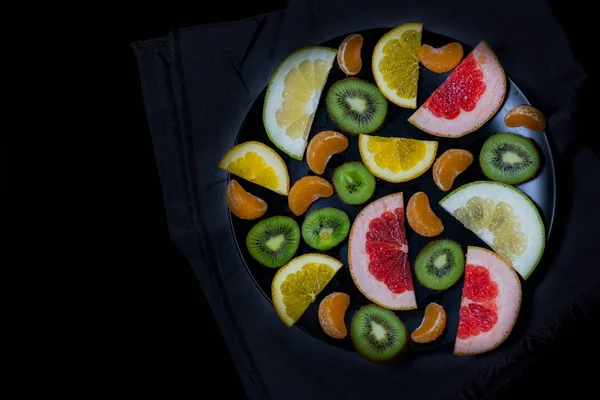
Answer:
[
  {"left": 409, "top": 41, "right": 506, "bottom": 138},
  {"left": 454, "top": 246, "right": 522, "bottom": 355},
  {"left": 348, "top": 192, "right": 417, "bottom": 310}
]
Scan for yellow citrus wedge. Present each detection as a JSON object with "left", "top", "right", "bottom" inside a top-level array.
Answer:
[
  {"left": 263, "top": 47, "right": 337, "bottom": 160},
  {"left": 372, "top": 22, "right": 423, "bottom": 109},
  {"left": 272, "top": 253, "right": 343, "bottom": 327},
  {"left": 218, "top": 141, "right": 290, "bottom": 195},
  {"left": 358, "top": 134, "right": 437, "bottom": 182}
]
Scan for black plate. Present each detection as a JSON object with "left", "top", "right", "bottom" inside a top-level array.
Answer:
[{"left": 228, "top": 28, "right": 556, "bottom": 354}]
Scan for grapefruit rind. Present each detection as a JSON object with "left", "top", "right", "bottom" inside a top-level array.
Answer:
[
  {"left": 263, "top": 46, "right": 338, "bottom": 160},
  {"left": 454, "top": 246, "right": 522, "bottom": 355},
  {"left": 372, "top": 22, "right": 423, "bottom": 109},
  {"left": 358, "top": 134, "right": 438, "bottom": 183},
  {"left": 439, "top": 181, "right": 546, "bottom": 280},
  {"left": 408, "top": 41, "right": 507, "bottom": 138},
  {"left": 218, "top": 141, "right": 290, "bottom": 196},
  {"left": 348, "top": 192, "right": 417, "bottom": 310},
  {"left": 271, "top": 253, "right": 343, "bottom": 327}
]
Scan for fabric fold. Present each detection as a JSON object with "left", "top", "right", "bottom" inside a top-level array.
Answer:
[{"left": 131, "top": 1, "right": 596, "bottom": 398}]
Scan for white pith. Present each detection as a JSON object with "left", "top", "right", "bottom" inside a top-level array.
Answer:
[{"left": 440, "top": 181, "right": 545, "bottom": 278}]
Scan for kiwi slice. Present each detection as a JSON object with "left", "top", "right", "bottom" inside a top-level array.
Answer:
[
  {"left": 415, "top": 240, "right": 465, "bottom": 291},
  {"left": 302, "top": 207, "right": 350, "bottom": 250},
  {"left": 326, "top": 78, "right": 388, "bottom": 134},
  {"left": 246, "top": 216, "right": 300, "bottom": 268},
  {"left": 351, "top": 304, "right": 407, "bottom": 363},
  {"left": 479, "top": 132, "right": 541, "bottom": 185},
  {"left": 333, "top": 162, "right": 376, "bottom": 205}
]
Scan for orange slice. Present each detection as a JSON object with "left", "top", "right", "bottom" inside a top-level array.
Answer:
[
  {"left": 432, "top": 149, "right": 473, "bottom": 192},
  {"left": 504, "top": 105, "right": 547, "bottom": 132},
  {"left": 225, "top": 179, "right": 268, "bottom": 220},
  {"left": 411, "top": 302, "right": 447, "bottom": 343},
  {"left": 318, "top": 292, "right": 350, "bottom": 339},
  {"left": 419, "top": 42, "right": 464, "bottom": 73},
  {"left": 306, "top": 131, "right": 349, "bottom": 174},
  {"left": 337, "top": 34, "right": 363, "bottom": 76},
  {"left": 288, "top": 176, "right": 334, "bottom": 216},
  {"left": 406, "top": 191, "right": 444, "bottom": 237}
]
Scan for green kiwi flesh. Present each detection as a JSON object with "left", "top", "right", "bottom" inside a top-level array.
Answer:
[
  {"left": 479, "top": 132, "right": 541, "bottom": 185},
  {"left": 326, "top": 78, "right": 388, "bottom": 134},
  {"left": 301, "top": 207, "right": 350, "bottom": 250},
  {"left": 246, "top": 216, "right": 300, "bottom": 268},
  {"left": 333, "top": 162, "right": 376, "bottom": 205},
  {"left": 415, "top": 240, "right": 465, "bottom": 291},
  {"left": 351, "top": 304, "right": 407, "bottom": 363}
]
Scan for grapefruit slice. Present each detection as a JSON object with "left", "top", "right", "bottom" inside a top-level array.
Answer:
[
  {"left": 454, "top": 246, "right": 521, "bottom": 355},
  {"left": 263, "top": 46, "right": 337, "bottom": 160},
  {"left": 408, "top": 41, "right": 506, "bottom": 138},
  {"left": 349, "top": 192, "right": 417, "bottom": 310},
  {"left": 439, "top": 181, "right": 545, "bottom": 280}
]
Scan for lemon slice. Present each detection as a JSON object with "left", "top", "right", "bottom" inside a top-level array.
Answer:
[
  {"left": 372, "top": 22, "right": 423, "bottom": 109},
  {"left": 218, "top": 141, "right": 290, "bottom": 195},
  {"left": 358, "top": 134, "right": 437, "bottom": 182},
  {"left": 263, "top": 47, "right": 337, "bottom": 160},
  {"left": 272, "top": 253, "right": 343, "bottom": 327}
]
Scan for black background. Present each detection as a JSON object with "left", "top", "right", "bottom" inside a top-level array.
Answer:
[{"left": 123, "top": 1, "right": 597, "bottom": 398}]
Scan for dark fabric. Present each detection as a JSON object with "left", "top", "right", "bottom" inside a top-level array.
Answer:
[{"left": 131, "top": 1, "right": 597, "bottom": 398}]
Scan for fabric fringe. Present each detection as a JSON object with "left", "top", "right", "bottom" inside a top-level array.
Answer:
[{"left": 447, "top": 281, "right": 600, "bottom": 400}]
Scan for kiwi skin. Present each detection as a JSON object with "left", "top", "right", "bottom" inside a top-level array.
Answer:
[
  {"left": 350, "top": 305, "right": 408, "bottom": 364},
  {"left": 479, "top": 132, "right": 542, "bottom": 185},
  {"left": 326, "top": 78, "right": 388, "bottom": 135},
  {"left": 332, "top": 162, "right": 376, "bottom": 205}
]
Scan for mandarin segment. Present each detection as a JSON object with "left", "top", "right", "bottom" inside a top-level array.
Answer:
[
  {"left": 411, "top": 302, "right": 447, "bottom": 343},
  {"left": 419, "top": 42, "right": 464, "bottom": 73},
  {"left": 432, "top": 149, "right": 473, "bottom": 191},
  {"left": 306, "top": 131, "right": 349, "bottom": 174},
  {"left": 337, "top": 34, "right": 363, "bottom": 76},
  {"left": 225, "top": 179, "right": 268, "bottom": 220},
  {"left": 318, "top": 292, "right": 350, "bottom": 339},
  {"left": 406, "top": 191, "right": 444, "bottom": 237},
  {"left": 504, "top": 105, "right": 547, "bottom": 132},
  {"left": 288, "top": 176, "right": 334, "bottom": 216}
]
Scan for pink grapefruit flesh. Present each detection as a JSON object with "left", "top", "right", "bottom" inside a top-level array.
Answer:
[
  {"left": 408, "top": 41, "right": 506, "bottom": 138},
  {"left": 349, "top": 192, "right": 417, "bottom": 310},
  {"left": 454, "top": 246, "right": 521, "bottom": 355}
]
